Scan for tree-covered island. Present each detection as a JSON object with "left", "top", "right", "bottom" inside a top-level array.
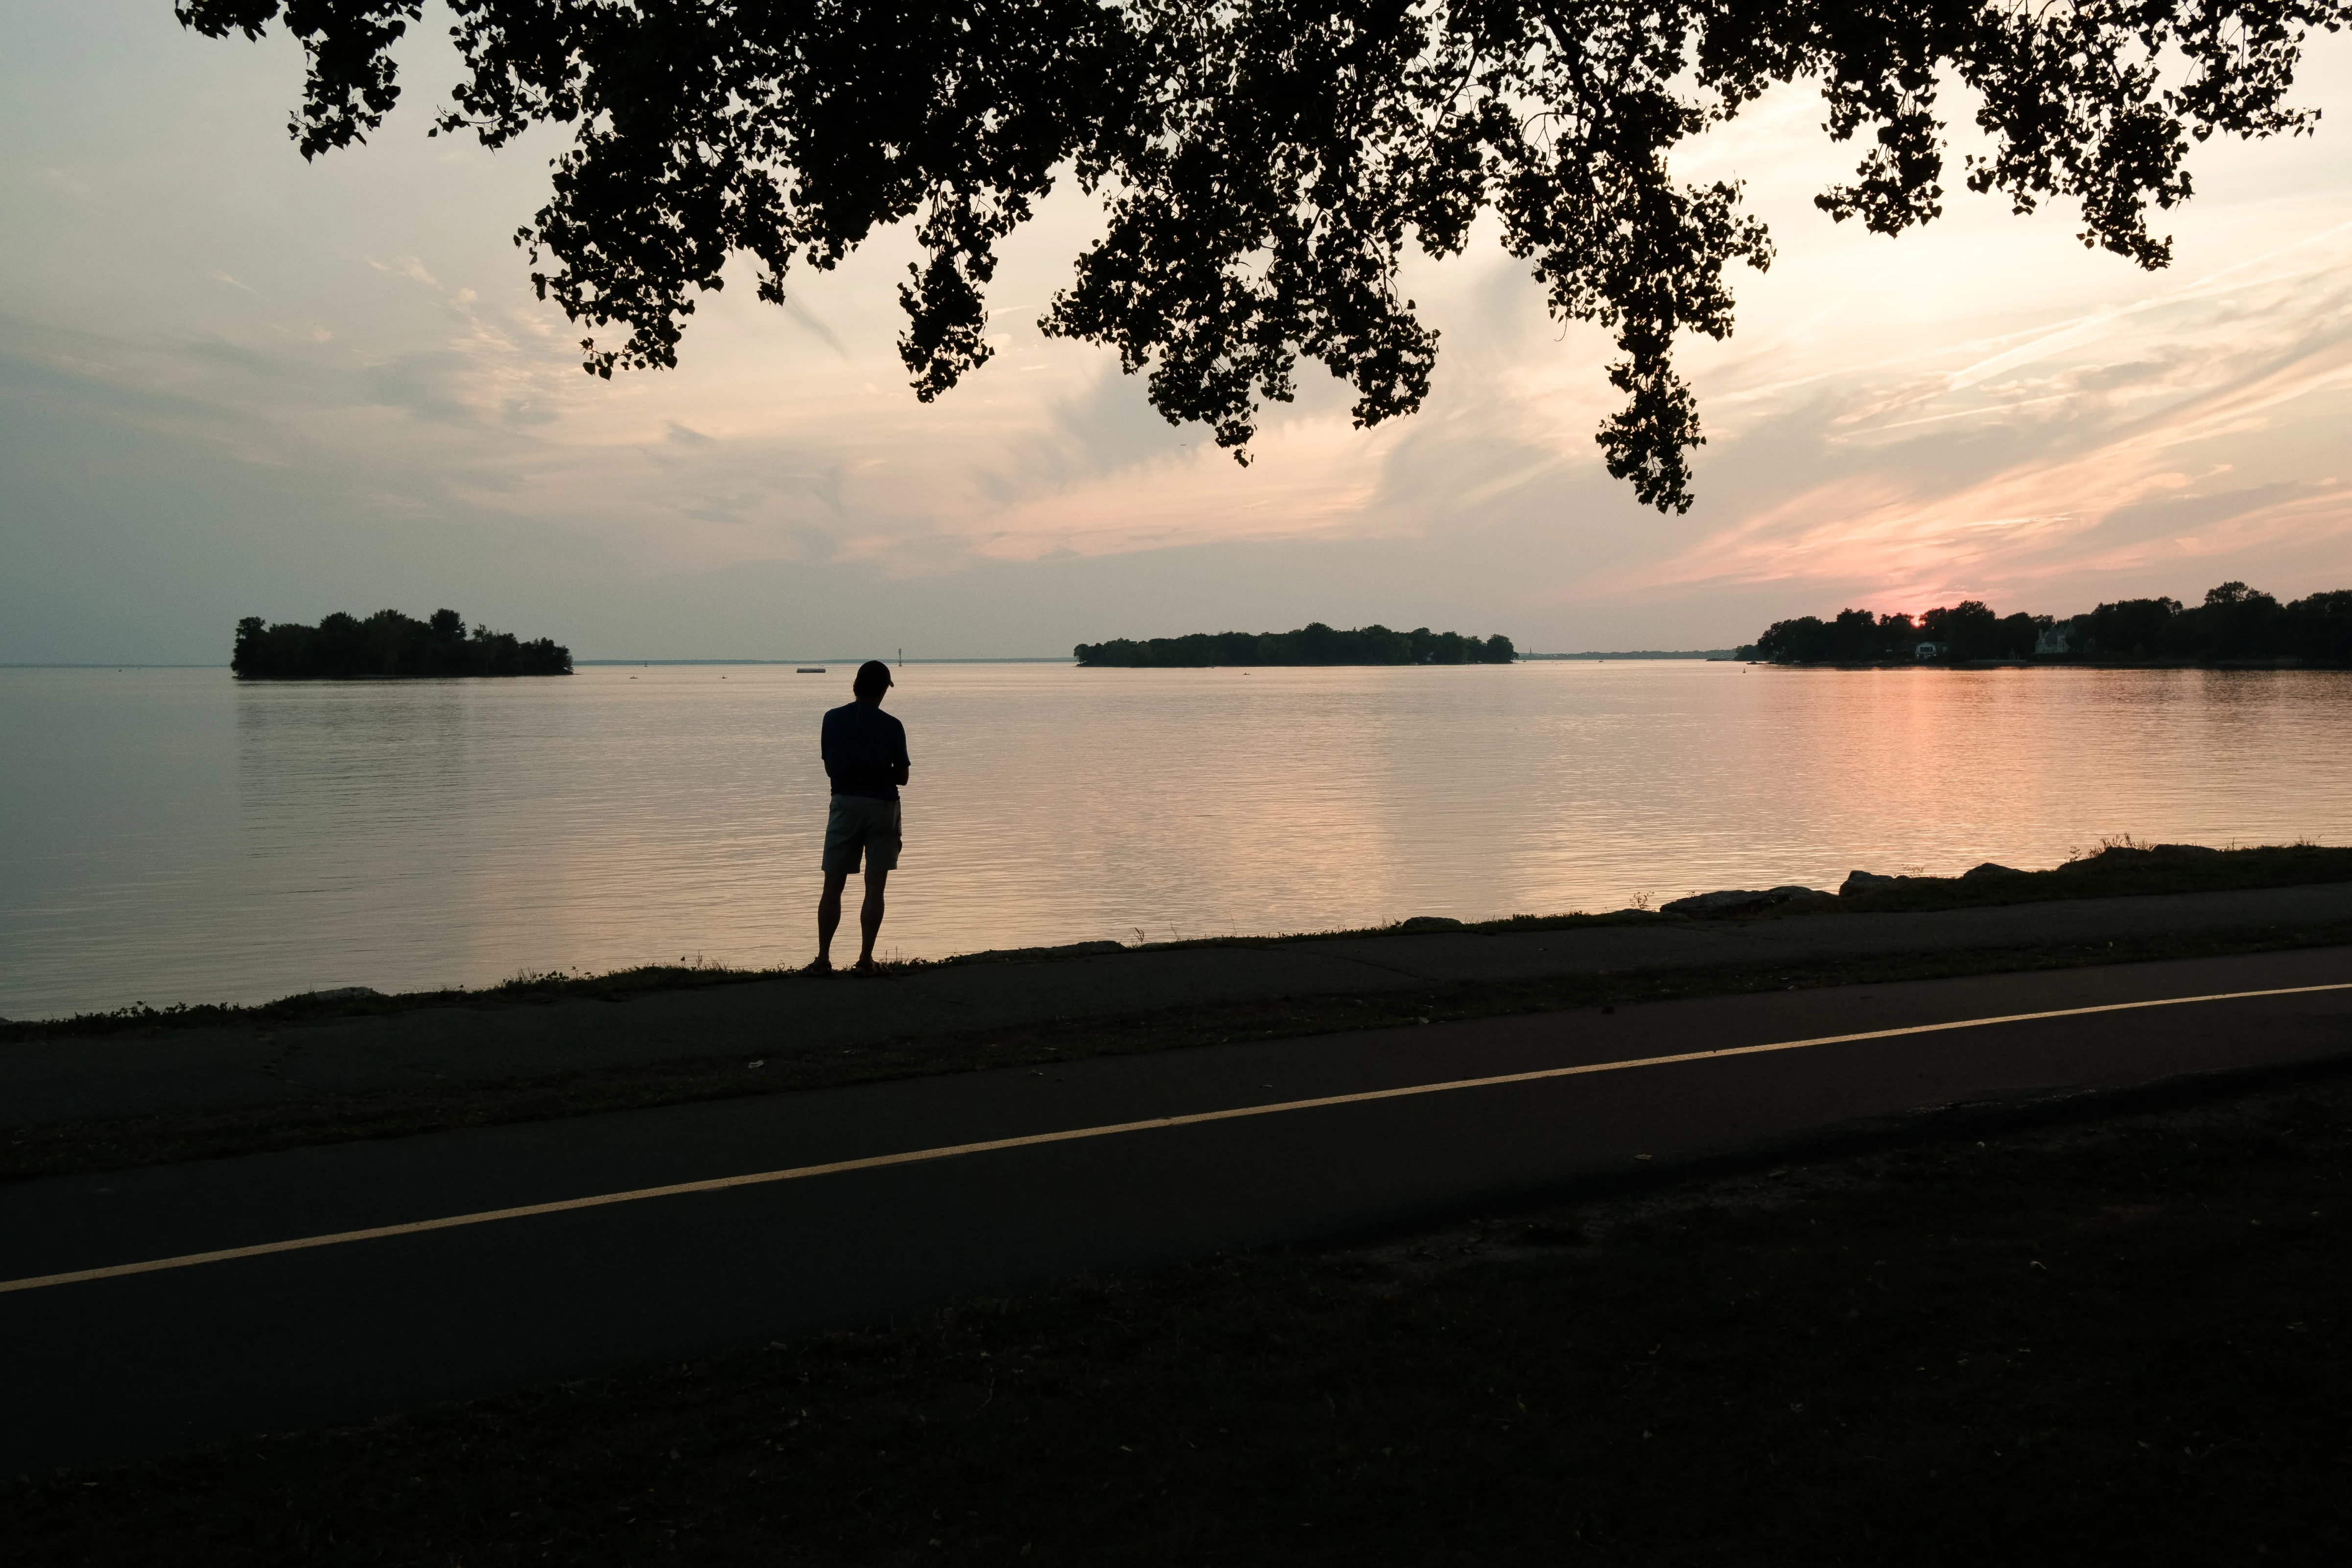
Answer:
[
  {"left": 1744, "top": 582, "right": 2352, "bottom": 665},
  {"left": 233, "top": 609, "right": 572, "bottom": 679},
  {"left": 1076, "top": 623, "right": 1514, "bottom": 667}
]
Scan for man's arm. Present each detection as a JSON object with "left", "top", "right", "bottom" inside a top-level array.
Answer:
[{"left": 892, "top": 720, "right": 910, "bottom": 787}]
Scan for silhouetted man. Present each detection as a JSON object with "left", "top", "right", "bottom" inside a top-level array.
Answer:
[{"left": 814, "top": 659, "right": 910, "bottom": 974}]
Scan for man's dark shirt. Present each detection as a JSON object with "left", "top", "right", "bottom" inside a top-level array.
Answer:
[{"left": 822, "top": 701, "right": 910, "bottom": 801}]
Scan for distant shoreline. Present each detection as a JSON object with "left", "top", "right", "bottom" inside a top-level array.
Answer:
[
  {"left": 1748, "top": 579, "right": 2351, "bottom": 666},
  {"left": 1520, "top": 650, "right": 1739, "bottom": 660},
  {"left": 17, "top": 655, "right": 2352, "bottom": 672},
  {"left": 14, "top": 655, "right": 2351, "bottom": 672},
  {"left": 574, "top": 658, "right": 1076, "bottom": 666},
  {"left": 1752, "top": 656, "right": 2343, "bottom": 671}
]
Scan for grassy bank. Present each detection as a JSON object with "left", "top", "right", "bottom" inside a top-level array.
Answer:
[
  {"left": 15, "top": 1059, "right": 2352, "bottom": 1564},
  {"left": 11, "top": 919, "right": 2352, "bottom": 1184},
  {"left": 9, "top": 843, "right": 2347, "bottom": 1046},
  {"left": 1828, "top": 840, "right": 2352, "bottom": 914}
]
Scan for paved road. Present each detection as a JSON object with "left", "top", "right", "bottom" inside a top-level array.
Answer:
[
  {"left": 11, "top": 882, "right": 2352, "bottom": 1125},
  {"left": 4, "top": 947, "right": 2349, "bottom": 1472}
]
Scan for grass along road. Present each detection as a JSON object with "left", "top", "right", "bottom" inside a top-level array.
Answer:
[
  {"left": 6, "top": 917, "right": 2352, "bottom": 1183},
  {"left": 10, "top": 843, "right": 2349, "bottom": 1046}
]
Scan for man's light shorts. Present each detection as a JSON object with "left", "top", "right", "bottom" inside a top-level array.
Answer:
[{"left": 822, "top": 795, "right": 902, "bottom": 874}]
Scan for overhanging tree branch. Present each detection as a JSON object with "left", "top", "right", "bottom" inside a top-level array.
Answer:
[{"left": 177, "top": 0, "right": 2352, "bottom": 513}]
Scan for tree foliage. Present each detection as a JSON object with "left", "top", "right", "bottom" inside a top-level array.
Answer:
[
  {"left": 1748, "top": 582, "right": 2352, "bottom": 663},
  {"left": 1076, "top": 621, "right": 1515, "bottom": 663},
  {"left": 177, "top": 0, "right": 2348, "bottom": 511},
  {"left": 232, "top": 608, "right": 574, "bottom": 677}
]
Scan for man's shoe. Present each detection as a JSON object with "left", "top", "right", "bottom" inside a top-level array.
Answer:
[
  {"left": 806, "top": 956, "right": 833, "bottom": 975},
  {"left": 852, "top": 956, "right": 879, "bottom": 976}
]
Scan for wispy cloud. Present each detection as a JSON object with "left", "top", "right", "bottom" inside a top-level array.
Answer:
[
  {"left": 1601, "top": 221, "right": 2352, "bottom": 612},
  {"left": 367, "top": 255, "right": 442, "bottom": 288},
  {"left": 38, "top": 166, "right": 94, "bottom": 203}
]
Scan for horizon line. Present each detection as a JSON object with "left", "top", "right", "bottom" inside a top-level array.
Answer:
[{"left": 2, "top": 653, "right": 1740, "bottom": 669}]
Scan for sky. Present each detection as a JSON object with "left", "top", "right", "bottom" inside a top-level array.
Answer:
[{"left": 5, "top": 4, "right": 2351, "bottom": 662}]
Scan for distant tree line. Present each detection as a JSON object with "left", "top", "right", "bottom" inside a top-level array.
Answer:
[
  {"left": 233, "top": 609, "right": 572, "bottom": 679},
  {"left": 1076, "top": 623, "right": 1515, "bottom": 667},
  {"left": 1746, "top": 583, "right": 2352, "bottom": 665}
]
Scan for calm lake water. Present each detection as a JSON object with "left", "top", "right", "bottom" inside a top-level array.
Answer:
[{"left": 4, "top": 661, "right": 2350, "bottom": 1020}]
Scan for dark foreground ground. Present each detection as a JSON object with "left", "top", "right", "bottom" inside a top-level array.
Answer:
[{"left": 17, "top": 1060, "right": 2350, "bottom": 1566}]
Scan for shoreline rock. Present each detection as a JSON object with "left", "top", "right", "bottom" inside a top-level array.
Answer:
[
  {"left": 1844, "top": 843, "right": 2225, "bottom": 895},
  {"left": 1661, "top": 886, "right": 1825, "bottom": 917},
  {"left": 948, "top": 940, "right": 1126, "bottom": 965}
]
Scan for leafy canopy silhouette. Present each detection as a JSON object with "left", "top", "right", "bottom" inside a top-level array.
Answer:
[{"left": 179, "top": 0, "right": 2346, "bottom": 512}]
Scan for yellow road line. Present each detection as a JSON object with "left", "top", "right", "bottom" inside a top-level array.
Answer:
[{"left": 5, "top": 980, "right": 2348, "bottom": 1297}]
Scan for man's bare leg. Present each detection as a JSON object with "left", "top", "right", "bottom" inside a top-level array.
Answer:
[
  {"left": 856, "top": 866, "right": 890, "bottom": 969},
  {"left": 816, "top": 869, "right": 851, "bottom": 968}
]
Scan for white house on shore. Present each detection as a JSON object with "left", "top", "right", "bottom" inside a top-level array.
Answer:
[
  {"left": 2035, "top": 623, "right": 2076, "bottom": 655},
  {"left": 1914, "top": 641, "right": 1945, "bottom": 660}
]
